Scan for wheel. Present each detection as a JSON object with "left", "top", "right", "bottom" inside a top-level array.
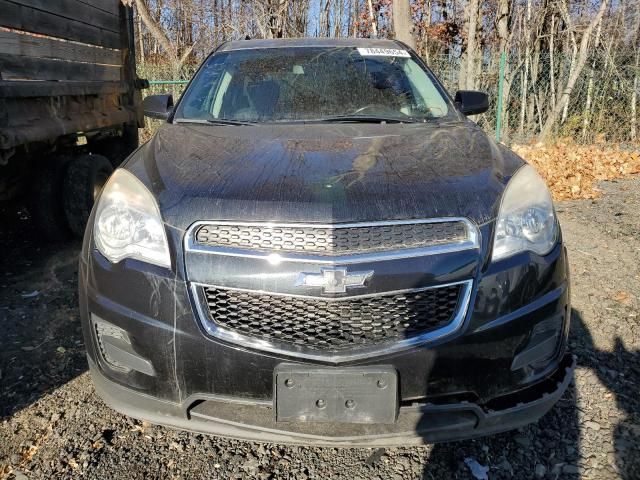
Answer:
[
  {"left": 29, "top": 155, "right": 72, "bottom": 242},
  {"left": 63, "top": 154, "right": 113, "bottom": 238}
]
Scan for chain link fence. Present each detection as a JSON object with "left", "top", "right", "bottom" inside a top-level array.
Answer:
[
  {"left": 426, "top": 49, "right": 639, "bottom": 145},
  {"left": 137, "top": 48, "right": 639, "bottom": 145}
]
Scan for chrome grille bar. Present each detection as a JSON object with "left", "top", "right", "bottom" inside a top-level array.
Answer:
[{"left": 185, "top": 218, "right": 480, "bottom": 264}]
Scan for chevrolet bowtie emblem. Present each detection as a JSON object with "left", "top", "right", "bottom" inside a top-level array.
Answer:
[{"left": 295, "top": 268, "right": 374, "bottom": 294}]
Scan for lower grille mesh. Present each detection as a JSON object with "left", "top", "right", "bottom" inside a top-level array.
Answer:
[{"left": 202, "top": 285, "right": 463, "bottom": 351}]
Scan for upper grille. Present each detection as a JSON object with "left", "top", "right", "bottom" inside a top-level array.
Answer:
[
  {"left": 194, "top": 221, "right": 469, "bottom": 256},
  {"left": 201, "top": 284, "right": 463, "bottom": 352}
]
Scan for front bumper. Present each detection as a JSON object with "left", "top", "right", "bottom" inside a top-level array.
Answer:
[
  {"left": 80, "top": 219, "right": 572, "bottom": 444},
  {"left": 89, "top": 354, "right": 575, "bottom": 447}
]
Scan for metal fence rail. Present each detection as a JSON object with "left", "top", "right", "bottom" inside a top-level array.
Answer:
[{"left": 138, "top": 49, "right": 640, "bottom": 145}]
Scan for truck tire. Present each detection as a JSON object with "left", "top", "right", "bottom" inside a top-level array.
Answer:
[
  {"left": 29, "top": 156, "right": 72, "bottom": 242},
  {"left": 63, "top": 154, "right": 113, "bottom": 238}
]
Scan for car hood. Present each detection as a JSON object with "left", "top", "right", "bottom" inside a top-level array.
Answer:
[{"left": 126, "top": 121, "right": 524, "bottom": 232}]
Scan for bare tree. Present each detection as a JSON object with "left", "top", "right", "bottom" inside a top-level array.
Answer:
[
  {"left": 320, "top": 0, "right": 332, "bottom": 37},
  {"left": 629, "top": 1, "right": 640, "bottom": 141},
  {"left": 130, "top": 0, "right": 636, "bottom": 145},
  {"left": 580, "top": 19, "right": 603, "bottom": 140},
  {"left": 540, "top": 0, "right": 609, "bottom": 141},
  {"left": 632, "top": 48, "right": 639, "bottom": 141},
  {"left": 459, "top": 0, "right": 480, "bottom": 90},
  {"left": 253, "top": 0, "right": 289, "bottom": 39},
  {"left": 394, "top": 0, "right": 416, "bottom": 48},
  {"left": 130, "top": 0, "right": 199, "bottom": 74},
  {"left": 367, "top": 0, "right": 379, "bottom": 37}
]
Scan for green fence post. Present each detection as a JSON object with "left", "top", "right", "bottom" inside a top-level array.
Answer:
[
  {"left": 495, "top": 51, "right": 506, "bottom": 142},
  {"left": 148, "top": 80, "right": 190, "bottom": 85}
]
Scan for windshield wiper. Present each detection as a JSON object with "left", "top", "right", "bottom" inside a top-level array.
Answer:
[
  {"left": 174, "top": 118, "right": 256, "bottom": 126},
  {"left": 318, "top": 115, "right": 419, "bottom": 124}
]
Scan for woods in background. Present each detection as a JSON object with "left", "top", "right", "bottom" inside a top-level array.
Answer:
[{"left": 129, "top": 0, "right": 640, "bottom": 144}]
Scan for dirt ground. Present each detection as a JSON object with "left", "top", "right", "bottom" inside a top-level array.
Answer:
[{"left": 0, "top": 177, "right": 638, "bottom": 480}]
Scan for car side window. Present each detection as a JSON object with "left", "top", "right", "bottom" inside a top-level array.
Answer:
[
  {"left": 401, "top": 60, "right": 448, "bottom": 117},
  {"left": 177, "top": 54, "right": 228, "bottom": 120}
]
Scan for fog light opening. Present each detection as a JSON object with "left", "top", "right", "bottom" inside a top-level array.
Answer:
[
  {"left": 91, "top": 314, "right": 156, "bottom": 376},
  {"left": 511, "top": 315, "right": 564, "bottom": 371}
]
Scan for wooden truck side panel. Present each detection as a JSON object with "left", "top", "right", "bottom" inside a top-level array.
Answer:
[{"left": 0, "top": 0, "right": 141, "bottom": 153}]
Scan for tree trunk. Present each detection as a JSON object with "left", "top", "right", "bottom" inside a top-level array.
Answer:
[
  {"left": 518, "top": 0, "right": 532, "bottom": 134},
  {"left": 422, "top": 0, "right": 433, "bottom": 62},
  {"left": 540, "top": 0, "right": 608, "bottom": 141},
  {"left": 393, "top": 0, "right": 415, "bottom": 49},
  {"left": 367, "top": 0, "right": 378, "bottom": 37},
  {"left": 134, "top": 0, "right": 177, "bottom": 61},
  {"left": 581, "top": 21, "right": 602, "bottom": 141},
  {"left": 629, "top": 12, "right": 640, "bottom": 141},
  {"left": 319, "top": 0, "right": 331, "bottom": 37},
  {"left": 495, "top": 0, "right": 510, "bottom": 53},
  {"left": 135, "top": 9, "right": 145, "bottom": 64},
  {"left": 350, "top": 0, "right": 358, "bottom": 37},
  {"left": 549, "top": 14, "right": 556, "bottom": 108},
  {"left": 271, "top": 0, "right": 288, "bottom": 38},
  {"left": 495, "top": 0, "right": 512, "bottom": 140},
  {"left": 133, "top": 0, "right": 197, "bottom": 86},
  {"left": 529, "top": 14, "right": 542, "bottom": 134},
  {"left": 591, "top": 37, "right": 614, "bottom": 137},
  {"left": 561, "top": 40, "right": 577, "bottom": 124},
  {"left": 214, "top": 0, "right": 220, "bottom": 43},
  {"left": 630, "top": 49, "right": 639, "bottom": 141},
  {"left": 334, "top": 0, "right": 343, "bottom": 37},
  {"left": 459, "top": 0, "right": 480, "bottom": 90}
]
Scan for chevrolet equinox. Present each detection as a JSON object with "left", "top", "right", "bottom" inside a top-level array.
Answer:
[{"left": 79, "top": 38, "right": 574, "bottom": 446}]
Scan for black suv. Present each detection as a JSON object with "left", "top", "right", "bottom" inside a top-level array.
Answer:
[{"left": 79, "top": 38, "right": 574, "bottom": 446}]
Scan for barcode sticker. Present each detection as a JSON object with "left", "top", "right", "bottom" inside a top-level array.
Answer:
[{"left": 357, "top": 48, "right": 411, "bottom": 58}]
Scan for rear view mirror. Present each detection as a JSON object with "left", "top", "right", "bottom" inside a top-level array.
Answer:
[
  {"left": 454, "top": 90, "right": 489, "bottom": 115},
  {"left": 143, "top": 94, "right": 174, "bottom": 120}
]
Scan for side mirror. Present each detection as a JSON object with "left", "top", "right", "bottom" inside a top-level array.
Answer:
[
  {"left": 454, "top": 90, "right": 489, "bottom": 115},
  {"left": 143, "top": 94, "right": 174, "bottom": 120}
]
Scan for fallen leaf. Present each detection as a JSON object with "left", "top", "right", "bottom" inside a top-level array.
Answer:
[
  {"left": 612, "top": 291, "right": 631, "bottom": 304},
  {"left": 512, "top": 144, "right": 640, "bottom": 201},
  {"left": 21, "top": 445, "right": 38, "bottom": 462}
]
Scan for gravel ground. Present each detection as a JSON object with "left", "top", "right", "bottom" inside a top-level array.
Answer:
[{"left": 1, "top": 177, "right": 639, "bottom": 480}]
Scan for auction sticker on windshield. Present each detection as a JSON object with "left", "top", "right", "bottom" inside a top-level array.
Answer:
[{"left": 357, "top": 48, "right": 411, "bottom": 58}]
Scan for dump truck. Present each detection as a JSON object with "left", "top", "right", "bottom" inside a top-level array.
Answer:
[{"left": 0, "top": 0, "right": 145, "bottom": 239}]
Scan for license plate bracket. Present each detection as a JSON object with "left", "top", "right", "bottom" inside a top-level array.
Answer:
[{"left": 274, "top": 364, "right": 398, "bottom": 424}]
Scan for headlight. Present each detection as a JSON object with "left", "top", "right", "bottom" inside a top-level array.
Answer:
[
  {"left": 94, "top": 169, "right": 171, "bottom": 268},
  {"left": 492, "top": 165, "right": 557, "bottom": 262}
]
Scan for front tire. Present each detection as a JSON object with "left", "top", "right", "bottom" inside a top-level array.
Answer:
[
  {"left": 63, "top": 154, "right": 113, "bottom": 237},
  {"left": 30, "top": 155, "right": 72, "bottom": 242}
]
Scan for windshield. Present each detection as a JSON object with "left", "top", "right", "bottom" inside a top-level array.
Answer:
[{"left": 174, "top": 47, "right": 451, "bottom": 123}]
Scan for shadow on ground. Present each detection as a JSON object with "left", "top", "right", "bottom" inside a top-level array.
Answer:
[
  {"left": 422, "top": 308, "right": 639, "bottom": 479},
  {"left": 570, "top": 309, "right": 639, "bottom": 479},
  {"left": 0, "top": 202, "right": 86, "bottom": 420}
]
